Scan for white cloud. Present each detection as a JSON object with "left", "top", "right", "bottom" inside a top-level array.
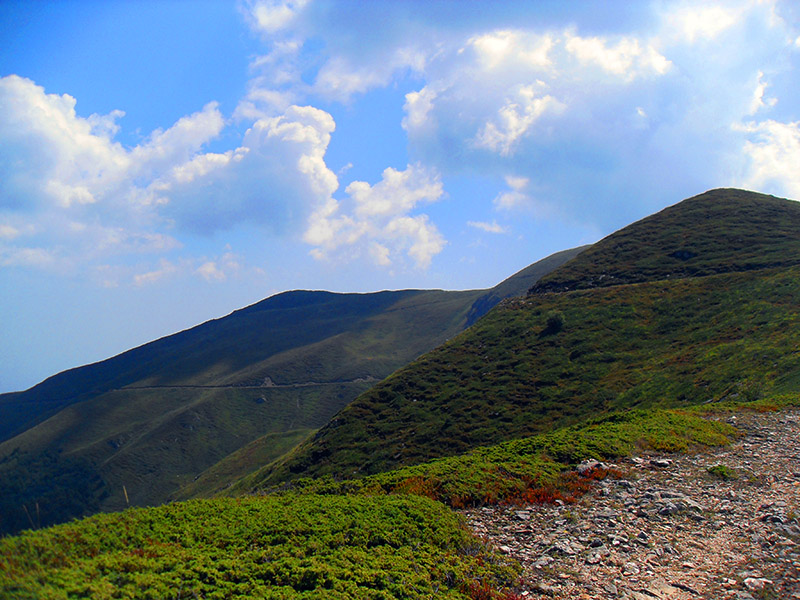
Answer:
[
  {"left": 196, "top": 250, "right": 242, "bottom": 283},
  {"left": 133, "top": 259, "right": 178, "bottom": 287},
  {"left": 131, "top": 102, "right": 225, "bottom": 188},
  {"left": 0, "top": 224, "right": 21, "bottom": 240},
  {"left": 737, "top": 119, "right": 800, "bottom": 200},
  {"left": 564, "top": 33, "right": 671, "bottom": 79},
  {"left": 468, "top": 220, "right": 508, "bottom": 234},
  {"left": 663, "top": 3, "right": 741, "bottom": 44},
  {"left": 384, "top": 215, "right": 445, "bottom": 269},
  {"left": 313, "top": 47, "right": 427, "bottom": 102},
  {"left": 403, "top": 85, "right": 438, "bottom": 133},
  {"left": 158, "top": 104, "right": 338, "bottom": 234},
  {"left": 749, "top": 71, "right": 778, "bottom": 115},
  {"left": 244, "top": 0, "right": 309, "bottom": 34},
  {"left": 0, "top": 246, "right": 57, "bottom": 269},
  {"left": 304, "top": 163, "right": 445, "bottom": 269},
  {"left": 347, "top": 164, "right": 442, "bottom": 218},
  {"left": 467, "top": 30, "right": 554, "bottom": 70},
  {"left": 494, "top": 175, "right": 532, "bottom": 210},
  {"left": 197, "top": 261, "right": 226, "bottom": 282},
  {"left": 0, "top": 75, "right": 347, "bottom": 279},
  {"left": 474, "top": 84, "right": 564, "bottom": 156},
  {"left": 0, "top": 75, "right": 130, "bottom": 210}
]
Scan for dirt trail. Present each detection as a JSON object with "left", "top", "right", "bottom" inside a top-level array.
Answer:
[{"left": 463, "top": 409, "right": 800, "bottom": 599}]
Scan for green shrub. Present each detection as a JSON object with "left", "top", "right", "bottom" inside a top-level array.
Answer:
[{"left": 707, "top": 464, "right": 738, "bottom": 480}]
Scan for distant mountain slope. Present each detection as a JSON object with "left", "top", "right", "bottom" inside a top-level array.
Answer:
[
  {"left": 0, "top": 248, "right": 578, "bottom": 535},
  {"left": 0, "top": 290, "right": 430, "bottom": 442},
  {"left": 466, "top": 245, "right": 588, "bottom": 325},
  {"left": 530, "top": 188, "right": 800, "bottom": 294},
  {"left": 250, "top": 189, "right": 800, "bottom": 488}
]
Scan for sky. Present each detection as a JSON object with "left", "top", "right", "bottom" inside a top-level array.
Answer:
[{"left": 1, "top": 0, "right": 799, "bottom": 393}]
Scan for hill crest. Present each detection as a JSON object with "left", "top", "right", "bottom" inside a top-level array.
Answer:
[{"left": 530, "top": 188, "right": 800, "bottom": 294}]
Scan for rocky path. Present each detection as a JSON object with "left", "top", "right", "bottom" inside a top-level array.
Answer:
[{"left": 463, "top": 409, "right": 800, "bottom": 600}]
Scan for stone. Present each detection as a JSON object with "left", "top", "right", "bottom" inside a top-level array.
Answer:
[
  {"left": 743, "top": 577, "right": 773, "bottom": 591},
  {"left": 623, "top": 561, "right": 640, "bottom": 575}
]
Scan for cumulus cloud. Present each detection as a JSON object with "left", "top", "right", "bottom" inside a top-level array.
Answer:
[
  {"left": 304, "top": 163, "right": 446, "bottom": 269},
  {"left": 5, "top": 0, "right": 800, "bottom": 283},
  {"left": 0, "top": 75, "right": 345, "bottom": 277},
  {"left": 468, "top": 220, "right": 508, "bottom": 234},
  {"left": 737, "top": 119, "right": 800, "bottom": 200},
  {"left": 0, "top": 75, "right": 129, "bottom": 210},
  {"left": 564, "top": 33, "right": 671, "bottom": 79},
  {"left": 243, "top": 0, "right": 310, "bottom": 34},
  {"left": 394, "top": 0, "right": 799, "bottom": 226},
  {"left": 156, "top": 104, "right": 338, "bottom": 234},
  {"left": 663, "top": 2, "right": 741, "bottom": 44},
  {"left": 474, "top": 84, "right": 564, "bottom": 156},
  {"left": 494, "top": 176, "right": 533, "bottom": 210},
  {"left": 314, "top": 48, "right": 427, "bottom": 102},
  {"left": 196, "top": 251, "right": 242, "bottom": 283}
]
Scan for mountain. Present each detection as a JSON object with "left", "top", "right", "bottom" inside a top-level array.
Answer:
[
  {"left": 0, "top": 247, "right": 580, "bottom": 536},
  {"left": 248, "top": 188, "right": 800, "bottom": 488},
  {"left": 530, "top": 188, "right": 800, "bottom": 293},
  {"left": 4, "top": 187, "right": 800, "bottom": 599}
]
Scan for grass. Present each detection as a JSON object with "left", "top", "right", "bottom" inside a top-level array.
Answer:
[
  {"left": 0, "top": 494, "right": 519, "bottom": 600},
  {"left": 531, "top": 189, "right": 800, "bottom": 294},
  {"left": 707, "top": 464, "right": 739, "bottom": 480},
  {"left": 173, "top": 428, "right": 315, "bottom": 501},
  {"left": 1, "top": 397, "right": 793, "bottom": 598},
  {"left": 256, "top": 407, "right": 735, "bottom": 508}
]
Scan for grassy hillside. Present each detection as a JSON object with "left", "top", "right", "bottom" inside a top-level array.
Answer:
[
  {"left": 530, "top": 188, "right": 800, "bottom": 293},
  {"left": 4, "top": 187, "right": 800, "bottom": 598},
  {"left": 0, "top": 250, "right": 578, "bottom": 536},
  {"left": 252, "top": 189, "right": 800, "bottom": 486},
  {"left": 172, "top": 428, "right": 314, "bottom": 501},
  {"left": 0, "top": 290, "right": 447, "bottom": 442}
]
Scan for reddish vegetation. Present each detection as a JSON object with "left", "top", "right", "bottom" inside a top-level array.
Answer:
[{"left": 464, "top": 580, "right": 525, "bottom": 600}]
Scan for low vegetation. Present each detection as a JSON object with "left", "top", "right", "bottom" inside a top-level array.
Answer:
[
  {"left": 257, "top": 407, "right": 735, "bottom": 508},
  {"left": 3, "top": 399, "right": 788, "bottom": 599},
  {"left": 0, "top": 494, "right": 519, "bottom": 599}
]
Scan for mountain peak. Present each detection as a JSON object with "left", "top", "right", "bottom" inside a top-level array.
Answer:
[{"left": 529, "top": 188, "right": 800, "bottom": 294}]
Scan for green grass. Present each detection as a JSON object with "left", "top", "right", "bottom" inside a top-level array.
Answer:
[
  {"left": 173, "top": 428, "right": 315, "bottom": 501},
  {"left": 0, "top": 495, "right": 518, "bottom": 600},
  {"left": 255, "top": 407, "right": 734, "bottom": 508},
  {"left": 707, "top": 464, "right": 739, "bottom": 480}
]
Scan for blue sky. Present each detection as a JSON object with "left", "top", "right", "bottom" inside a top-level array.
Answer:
[{"left": 1, "top": 0, "right": 799, "bottom": 393}]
